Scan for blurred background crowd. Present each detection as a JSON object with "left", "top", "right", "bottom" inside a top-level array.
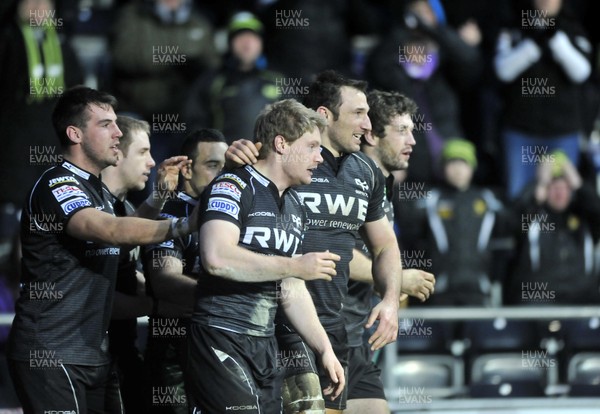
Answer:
[
  {"left": 1, "top": 0, "right": 600, "bottom": 407},
  {"left": 1, "top": 0, "right": 600, "bottom": 331}
]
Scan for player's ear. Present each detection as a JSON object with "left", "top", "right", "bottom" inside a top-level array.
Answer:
[
  {"left": 181, "top": 161, "right": 193, "bottom": 180},
  {"left": 363, "top": 130, "right": 377, "bottom": 146},
  {"left": 274, "top": 135, "right": 286, "bottom": 154},
  {"left": 66, "top": 126, "right": 82, "bottom": 144},
  {"left": 316, "top": 106, "right": 330, "bottom": 120}
]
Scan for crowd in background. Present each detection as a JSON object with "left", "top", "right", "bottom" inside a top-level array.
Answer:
[{"left": 1, "top": 0, "right": 600, "bottom": 318}]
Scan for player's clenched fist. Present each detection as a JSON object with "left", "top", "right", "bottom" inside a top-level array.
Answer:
[{"left": 292, "top": 251, "right": 340, "bottom": 281}]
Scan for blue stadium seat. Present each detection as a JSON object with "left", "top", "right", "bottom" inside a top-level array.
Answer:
[
  {"left": 567, "top": 353, "right": 600, "bottom": 396},
  {"left": 462, "top": 319, "right": 541, "bottom": 353},
  {"left": 389, "top": 355, "right": 464, "bottom": 399},
  {"left": 396, "top": 319, "right": 456, "bottom": 354},
  {"left": 469, "top": 353, "right": 550, "bottom": 397},
  {"left": 560, "top": 318, "right": 600, "bottom": 353}
]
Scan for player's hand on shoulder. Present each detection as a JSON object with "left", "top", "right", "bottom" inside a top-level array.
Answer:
[
  {"left": 156, "top": 155, "right": 190, "bottom": 195},
  {"left": 225, "top": 139, "right": 262, "bottom": 168}
]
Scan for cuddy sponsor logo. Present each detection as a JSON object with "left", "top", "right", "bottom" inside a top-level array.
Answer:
[
  {"left": 207, "top": 197, "right": 240, "bottom": 219},
  {"left": 60, "top": 197, "right": 91, "bottom": 214}
]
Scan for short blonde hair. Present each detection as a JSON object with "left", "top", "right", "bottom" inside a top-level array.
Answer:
[{"left": 254, "top": 99, "right": 326, "bottom": 159}]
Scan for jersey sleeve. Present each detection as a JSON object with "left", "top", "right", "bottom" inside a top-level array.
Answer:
[
  {"left": 31, "top": 174, "right": 94, "bottom": 227},
  {"left": 200, "top": 173, "right": 250, "bottom": 228},
  {"left": 366, "top": 161, "right": 386, "bottom": 223}
]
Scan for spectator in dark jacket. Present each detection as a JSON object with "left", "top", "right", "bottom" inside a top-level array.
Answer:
[
  {"left": 110, "top": 0, "right": 219, "bottom": 119},
  {"left": 494, "top": 0, "right": 592, "bottom": 199},
  {"left": 367, "top": 0, "right": 481, "bottom": 184},
  {"left": 183, "top": 11, "right": 281, "bottom": 144},
  {"left": 258, "top": 0, "right": 380, "bottom": 80},
  {"left": 398, "top": 139, "right": 506, "bottom": 306},
  {"left": 506, "top": 150, "right": 600, "bottom": 305}
]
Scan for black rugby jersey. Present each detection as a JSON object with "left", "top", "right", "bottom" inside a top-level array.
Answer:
[
  {"left": 344, "top": 175, "right": 395, "bottom": 347},
  {"left": 295, "top": 147, "right": 386, "bottom": 331},
  {"left": 9, "top": 161, "right": 120, "bottom": 366},
  {"left": 193, "top": 166, "right": 306, "bottom": 337}
]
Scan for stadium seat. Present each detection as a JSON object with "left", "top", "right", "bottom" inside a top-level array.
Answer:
[
  {"left": 387, "top": 320, "right": 465, "bottom": 400},
  {"left": 461, "top": 319, "right": 541, "bottom": 353},
  {"left": 560, "top": 318, "right": 600, "bottom": 352},
  {"left": 389, "top": 355, "right": 464, "bottom": 399},
  {"left": 469, "top": 353, "right": 550, "bottom": 397},
  {"left": 396, "top": 319, "right": 456, "bottom": 354},
  {"left": 567, "top": 353, "right": 600, "bottom": 396}
]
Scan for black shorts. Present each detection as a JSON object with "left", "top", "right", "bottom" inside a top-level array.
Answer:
[
  {"left": 8, "top": 359, "right": 123, "bottom": 414},
  {"left": 347, "top": 342, "right": 386, "bottom": 400},
  {"left": 145, "top": 336, "right": 188, "bottom": 414},
  {"left": 186, "top": 324, "right": 283, "bottom": 414}
]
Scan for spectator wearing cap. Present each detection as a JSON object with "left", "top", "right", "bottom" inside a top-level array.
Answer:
[
  {"left": 183, "top": 11, "right": 282, "bottom": 144},
  {"left": 399, "top": 138, "right": 507, "bottom": 306},
  {"left": 505, "top": 150, "right": 600, "bottom": 305}
]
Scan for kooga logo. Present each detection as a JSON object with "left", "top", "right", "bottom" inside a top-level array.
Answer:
[
  {"left": 225, "top": 406, "right": 258, "bottom": 411},
  {"left": 44, "top": 411, "right": 77, "bottom": 414}
]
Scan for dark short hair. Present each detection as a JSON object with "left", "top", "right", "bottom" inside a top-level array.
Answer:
[
  {"left": 254, "top": 99, "right": 326, "bottom": 159},
  {"left": 116, "top": 116, "right": 150, "bottom": 157},
  {"left": 367, "top": 90, "right": 418, "bottom": 139},
  {"left": 180, "top": 129, "right": 227, "bottom": 164},
  {"left": 302, "top": 70, "right": 368, "bottom": 120},
  {"left": 52, "top": 86, "right": 118, "bottom": 148}
]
